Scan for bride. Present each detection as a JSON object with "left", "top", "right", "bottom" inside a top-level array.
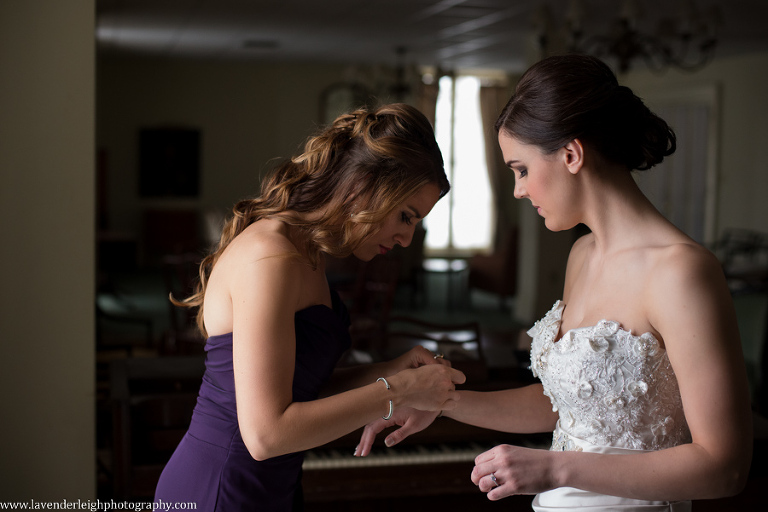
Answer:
[{"left": 355, "top": 54, "right": 753, "bottom": 511}]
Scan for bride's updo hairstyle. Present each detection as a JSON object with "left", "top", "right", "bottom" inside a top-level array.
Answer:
[
  {"left": 184, "top": 103, "right": 448, "bottom": 334},
  {"left": 495, "top": 54, "right": 676, "bottom": 171}
]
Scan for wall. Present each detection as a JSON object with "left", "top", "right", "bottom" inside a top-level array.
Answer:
[
  {"left": 97, "top": 56, "right": 349, "bottom": 243},
  {"left": 0, "top": 0, "right": 95, "bottom": 500},
  {"left": 622, "top": 51, "right": 768, "bottom": 238}
]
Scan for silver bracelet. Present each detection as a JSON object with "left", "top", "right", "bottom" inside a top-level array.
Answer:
[{"left": 376, "top": 377, "right": 393, "bottom": 420}]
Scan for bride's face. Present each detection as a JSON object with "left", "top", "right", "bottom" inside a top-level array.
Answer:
[{"left": 498, "top": 132, "right": 580, "bottom": 232}]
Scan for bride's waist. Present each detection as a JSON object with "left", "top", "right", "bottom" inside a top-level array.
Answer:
[{"left": 550, "top": 421, "right": 659, "bottom": 454}]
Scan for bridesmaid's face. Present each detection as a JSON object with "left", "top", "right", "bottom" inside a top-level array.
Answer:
[{"left": 352, "top": 183, "right": 441, "bottom": 261}]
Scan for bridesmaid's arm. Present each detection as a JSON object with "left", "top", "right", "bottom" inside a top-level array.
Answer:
[
  {"left": 231, "top": 255, "right": 464, "bottom": 461},
  {"left": 320, "top": 346, "right": 448, "bottom": 397}
]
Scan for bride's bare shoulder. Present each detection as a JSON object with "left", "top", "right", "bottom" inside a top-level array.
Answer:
[{"left": 647, "top": 238, "right": 725, "bottom": 299}]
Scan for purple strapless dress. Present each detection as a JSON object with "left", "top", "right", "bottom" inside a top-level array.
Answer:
[{"left": 154, "top": 291, "right": 351, "bottom": 511}]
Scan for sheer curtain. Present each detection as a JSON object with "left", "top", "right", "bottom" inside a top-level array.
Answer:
[
  {"left": 635, "top": 104, "right": 710, "bottom": 243},
  {"left": 479, "top": 85, "right": 513, "bottom": 251},
  {"left": 633, "top": 85, "right": 719, "bottom": 245},
  {"left": 415, "top": 81, "right": 439, "bottom": 128}
]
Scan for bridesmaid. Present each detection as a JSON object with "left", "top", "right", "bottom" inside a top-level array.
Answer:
[
  {"left": 154, "top": 103, "right": 466, "bottom": 511},
  {"left": 357, "top": 55, "right": 752, "bottom": 511}
]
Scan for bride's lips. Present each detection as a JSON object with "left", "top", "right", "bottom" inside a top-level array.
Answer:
[{"left": 379, "top": 245, "right": 391, "bottom": 255}]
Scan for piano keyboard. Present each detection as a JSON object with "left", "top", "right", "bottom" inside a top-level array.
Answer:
[{"left": 302, "top": 442, "right": 490, "bottom": 470}]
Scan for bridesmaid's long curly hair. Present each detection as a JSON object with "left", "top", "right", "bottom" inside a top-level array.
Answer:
[{"left": 180, "top": 103, "right": 448, "bottom": 336}]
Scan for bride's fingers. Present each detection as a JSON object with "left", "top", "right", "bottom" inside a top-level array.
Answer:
[
  {"left": 473, "top": 451, "right": 493, "bottom": 466},
  {"left": 471, "top": 456, "right": 499, "bottom": 485},
  {"left": 355, "top": 420, "right": 391, "bottom": 456},
  {"left": 383, "top": 425, "right": 412, "bottom": 447},
  {"left": 488, "top": 472, "right": 500, "bottom": 490}
]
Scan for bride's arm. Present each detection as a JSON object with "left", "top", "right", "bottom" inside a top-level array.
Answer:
[
  {"left": 355, "top": 384, "right": 559, "bottom": 455},
  {"left": 443, "top": 385, "right": 558, "bottom": 434}
]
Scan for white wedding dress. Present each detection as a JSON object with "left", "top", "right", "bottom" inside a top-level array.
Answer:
[{"left": 528, "top": 301, "right": 692, "bottom": 511}]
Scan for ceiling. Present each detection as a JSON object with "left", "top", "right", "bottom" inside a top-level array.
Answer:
[{"left": 96, "top": 0, "right": 768, "bottom": 73}]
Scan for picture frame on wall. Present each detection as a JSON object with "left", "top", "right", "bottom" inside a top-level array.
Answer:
[{"left": 139, "top": 127, "right": 201, "bottom": 198}]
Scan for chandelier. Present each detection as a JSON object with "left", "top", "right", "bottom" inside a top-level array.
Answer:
[{"left": 534, "top": 0, "right": 721, "bottom": 73}]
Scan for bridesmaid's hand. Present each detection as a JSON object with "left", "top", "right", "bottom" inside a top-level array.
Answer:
[
  {"left": 388, "top": 364, "right": 465, "bottom": 412},
  {"left": 355, "top": 407, "right": 439, "bottom": 456},
  {"left": 389, "top": 345, "right": 452, "bottom": 372}
]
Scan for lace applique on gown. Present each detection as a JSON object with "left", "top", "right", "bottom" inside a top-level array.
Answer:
[{"left": 527, "top": 301, "right": 692, "bottom": 512}]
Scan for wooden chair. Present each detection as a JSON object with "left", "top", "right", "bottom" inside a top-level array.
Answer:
[
  {"left": 345, "top": 257, "right": 401, "bottom": 359},
  {"left": 467, "top": 226, "right": 518, "bottom": 311},
  {"left": 110, "top": 356, "right": 205, "bottom": 499},
  {"left": 383, "top": 316, "right": 488, "bottom": 383},
  {"left": 390, "top": 224, "right": 427, "bottom": 308},
  {"left": 96, "top": 303, "right": 154, "bottom": 355}
]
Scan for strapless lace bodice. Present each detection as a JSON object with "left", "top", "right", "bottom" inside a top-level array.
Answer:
[{"left": 528, "top": 301, "right": 691, "bottom": 452}]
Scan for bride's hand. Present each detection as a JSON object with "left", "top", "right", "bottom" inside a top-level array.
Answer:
[
  {"left": 355, "top": 407, "right": 439, "bottom": 456},
  {"left": 471, "top": 444, "right": 560, "bottom": 500}
]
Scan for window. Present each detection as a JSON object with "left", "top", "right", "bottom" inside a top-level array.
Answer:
[{"left": 424, "top": 75, "right": 493, "bottom": 254}]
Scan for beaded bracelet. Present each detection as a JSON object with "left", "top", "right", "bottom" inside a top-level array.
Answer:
[{"left": 376, "top": 377, "right": 393, "bottom": 420}]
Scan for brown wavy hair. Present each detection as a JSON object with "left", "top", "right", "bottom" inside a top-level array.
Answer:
[{"left": 179, "top": 103, "right": 448, "bottom": 336}]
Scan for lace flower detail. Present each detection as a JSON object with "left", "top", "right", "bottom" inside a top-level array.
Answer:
[
  {"left": 628, "top": 380, "right": 648, "bottom": 397},
  {"left": 527, "top": 301, "right": 564, "bottom": 340},
  {"left": 588, "top": 336, "right": 610, "bottom": 352},
  {"left": 528, "top": 301, "right": 564, "bottom": 378},
  {"left": 633, "top": 333, "right": 660, "bottom": 357},
  {"left": 578, "top": 381, "right": 594, "bottom": 399}
]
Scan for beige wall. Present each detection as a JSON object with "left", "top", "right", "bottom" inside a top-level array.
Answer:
[
  {"left": 0, "top": 0, "right": 95, "bottom": 500},
  {"left": 97, "top": 57, "right": 349, "bottom": 237},
  {"left": 622, "top": 51, "right": 768, "bottom": 237}
]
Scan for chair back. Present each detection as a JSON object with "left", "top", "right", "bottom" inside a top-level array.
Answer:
[
  {"left": 110, "top": 356, "right": 205, "bottom": 499},
  {"left": 384, "top": 316, "right": 488, "bottom": 383}
]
